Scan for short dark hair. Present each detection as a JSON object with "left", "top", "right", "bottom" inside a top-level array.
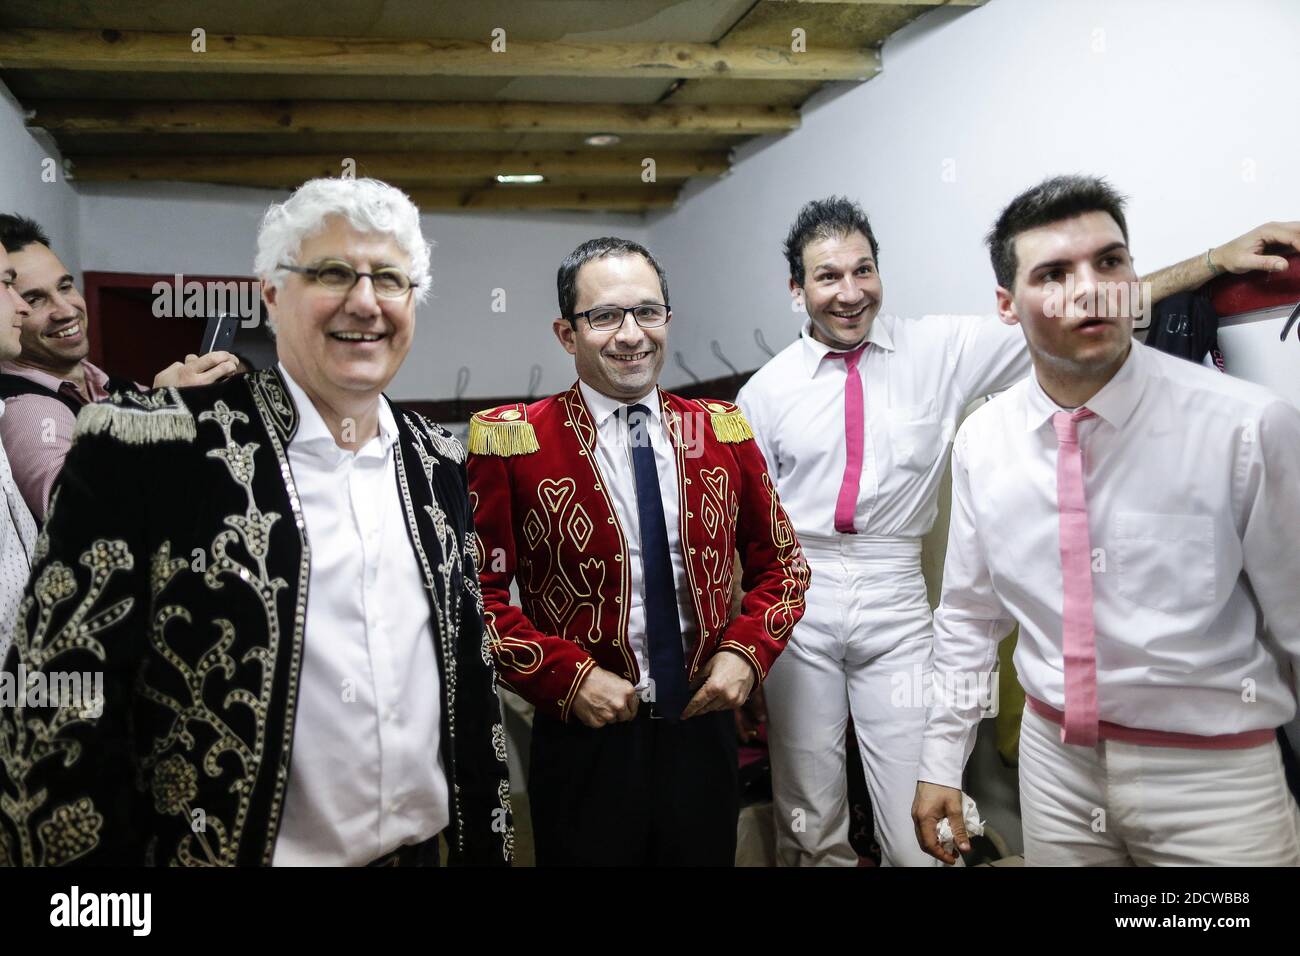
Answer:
[
  {"left": 986, "top": 175, "right": 1129, "bottom": 290},
  {"left": 557, "top": 237, "right": 669, "bottom": 320},
  {"left": 784, "top": 196, "right": 880, "bottom": 286},
  {"left": 0, "top": 213, "right": 52, "bottom": 254}
]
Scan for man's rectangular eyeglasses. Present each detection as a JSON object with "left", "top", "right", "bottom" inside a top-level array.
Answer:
[
  {"left": 278, "top": 259, "right": 417, "bottom": 298},
  {"left": 567, "top": 304, "right": 670, "bottom": 331}
]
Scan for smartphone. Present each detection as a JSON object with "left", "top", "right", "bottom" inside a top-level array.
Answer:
[{"left": 200, "top": 313, "right": 240, "bottom": 355}]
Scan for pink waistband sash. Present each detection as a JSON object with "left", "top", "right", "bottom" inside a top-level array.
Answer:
[{"left": 1025, "top": 695, "right": 1275, "bottom": 750}]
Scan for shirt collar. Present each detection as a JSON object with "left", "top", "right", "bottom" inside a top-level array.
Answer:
[
  {"left": 798, "top": 315, "right": 895, "bottom": 377},
  {"left": 1024, "top": 341, "right": 1147, "bottom": 432},
  {"left": 278, "top": 362, "right": 398, "bottom": 459},
  {"left": 0, "top": 358, "right": 110, "bottom": 398},
  {"left": 577, "top": 379, "right": 663, "bottom": 429}
]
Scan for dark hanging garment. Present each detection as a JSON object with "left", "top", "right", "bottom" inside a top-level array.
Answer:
[{"left": 1146, "top": 291, "right": 1225, "bottom": 370}]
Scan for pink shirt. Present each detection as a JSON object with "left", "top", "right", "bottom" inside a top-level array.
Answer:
[{"left": 0, "top": 360, "right": 114, "bottom": 521}]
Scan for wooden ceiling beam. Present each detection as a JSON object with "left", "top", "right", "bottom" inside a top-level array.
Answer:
[
  {"left": 407, "top": 185, "right": 680, "bottom": 212},
  {"left": 65, "top": 151, "right": 729, "bottom": 187},
  {"left": 25, "top": 99, "right": 798, "bottom": 137},
  {"left": 0, "top": 28, "right": 880, "bottom": 81}
]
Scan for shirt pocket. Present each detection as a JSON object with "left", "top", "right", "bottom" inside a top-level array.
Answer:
[
  {"left": 1112, "top": 512, "right": 1216, "bottom": 614},
  {"left": 884, "top": 399, "right": 944, "bottom": 473}
]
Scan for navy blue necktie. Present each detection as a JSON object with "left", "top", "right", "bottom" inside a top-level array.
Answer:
[{"left": 623, "top": 403, "right": 689, "bottom": 718}]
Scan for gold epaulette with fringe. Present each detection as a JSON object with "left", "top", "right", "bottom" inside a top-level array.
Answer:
[
  {"left": 468, "top": 404, "right": 539, "bottom": 457},
  {"left": 73, "top": 388, "right": 196, "bottom": 445},
  {"left": 700, "top": 399, "right": 754, "bottom": 444}
]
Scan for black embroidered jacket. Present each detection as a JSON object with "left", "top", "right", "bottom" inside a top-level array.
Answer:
[{"left": 0, "top": 368, "right": 513, "bottom": 866}]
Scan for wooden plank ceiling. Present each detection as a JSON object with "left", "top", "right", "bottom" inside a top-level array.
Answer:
[{"left": 0, "top": 0, "right": 983, "bottom": 214}]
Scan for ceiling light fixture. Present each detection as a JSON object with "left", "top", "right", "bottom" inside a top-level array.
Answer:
[
  {"left": 584, "top": 133, "right": 622, "bottom": 147},
  {"left": 496, "top": 174, "right": 545, "bottom": 184}
]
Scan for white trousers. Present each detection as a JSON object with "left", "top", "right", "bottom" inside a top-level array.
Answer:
[
  {"left": 765, "top": 534, "right": 941, "bottom": 867},
  {"left": 1019, "top": 707, "right": 1300, "bottom": 866}
]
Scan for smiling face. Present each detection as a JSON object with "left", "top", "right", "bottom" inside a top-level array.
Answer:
[
  {"left": 795, "top": 230, "right": 883, "bottom": 349},
  {"left": 553, "top": 253, "right": 669, "bottom": 402},
  {"left": 0, "top": 244, "right": 29, "bottom": 362},
  {"left": 265, "top": 215, "right": 415, "bottom": 408},
  {"left": 9, "top": 242, "right": 89, "bottom": 376},
  {"left": 996, "top": 210, "right": 1136, "bottom": 390}
]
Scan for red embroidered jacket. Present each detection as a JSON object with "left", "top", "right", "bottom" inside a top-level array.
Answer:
[{"left": 467, "top": 383, "right": 809, "bottom": 722}]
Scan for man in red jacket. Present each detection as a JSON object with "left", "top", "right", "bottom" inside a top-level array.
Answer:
[{"left": 468, "top": 236, "right": 809, "bottom": 865}]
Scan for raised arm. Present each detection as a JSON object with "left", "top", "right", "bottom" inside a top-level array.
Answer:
[{"left": 1141, "top": 221, "right": 1300, "bottom": 304}]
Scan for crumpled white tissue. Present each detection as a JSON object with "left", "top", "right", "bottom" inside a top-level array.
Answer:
[{"left": 936, "top": 793, "right": 984, "bottom": 855}]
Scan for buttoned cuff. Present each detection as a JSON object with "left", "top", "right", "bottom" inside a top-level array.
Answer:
[{"left": 916, "top": 736, "right": 967, "bottom": 791}]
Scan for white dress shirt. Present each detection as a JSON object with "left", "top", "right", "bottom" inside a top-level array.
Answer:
[
  {"left": 919, "top": 343, "right": 1300, "bottom": 789},
  {"left": 737, "top": 315, "right": 1029, "bottom": 539},
  {"left": 578, "top": 381, "right": 696, "bottom": 691},
  {"left": 273, "top": 366, "right": 448, "bottom": 866},
  {"left": 0, "top": 400, "right": 37, "bottom": 659}
]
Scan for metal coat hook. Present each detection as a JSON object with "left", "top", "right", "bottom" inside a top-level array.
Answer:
[
  {"left": 1281, "top": 300, "right": 1300, "bottom": 342},
  {"left": 710, "top": 340, "right": 739, "bottom": 377},
  {"left": 526, "top": 364, "right": 542, "bottom": 400},
  {"left": 754, "top": 328, "right": 776, "bottom": 359},
  {"left": 674, "top": 352, "right": 701, "bottom": 384}
]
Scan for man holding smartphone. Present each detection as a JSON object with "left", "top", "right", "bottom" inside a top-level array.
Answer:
[{"left": 0, "top": 214, "right": 239, "bottom": 520}]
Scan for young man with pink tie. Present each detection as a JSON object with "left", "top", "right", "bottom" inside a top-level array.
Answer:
[
  {"left": 913, "top": 176, "right": 1300, "bottom": 866},
  {"left": 738, "top": 194, "right": 1297, "bottom": 867}
]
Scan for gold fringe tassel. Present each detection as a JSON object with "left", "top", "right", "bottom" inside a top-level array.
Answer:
[
  {"left": 468, "top": 417, "right": 539, "bottom": 457},
  {"left": 710, "top": 408, "right": 754, "bottom": 444},
  {"left": 75, "top": 404, "right": 197, "bottom": 445}
]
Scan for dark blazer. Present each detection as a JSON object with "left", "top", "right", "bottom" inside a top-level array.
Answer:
[{"left": 0, "top": 367, "right": 512, "bottom": 866}]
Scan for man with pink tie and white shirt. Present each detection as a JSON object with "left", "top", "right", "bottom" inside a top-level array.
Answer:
[
  {"left": 739, "top": 195, "right": 1300, "bottom": 867},
  {"left": 913, "top": 175, "right": 1300, "bottom": 866}
]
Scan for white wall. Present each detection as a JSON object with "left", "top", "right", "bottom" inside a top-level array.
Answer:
[
  {"left": 75, "top": 181, "right": 648, "bottom": 402},
  {"left": 651, "top": 0, "right": 1300, "bottom": 400},
  {"left": 0, "top": 84, "right": 80, "bottom": 275}
]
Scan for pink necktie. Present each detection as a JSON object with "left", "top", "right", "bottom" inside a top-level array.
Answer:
[
  {"left": 831, "top": 344, "right": 867, "bottom": 534},
  {"left": 1053, "top": 408, "right": 1099, "bottom": 746}
]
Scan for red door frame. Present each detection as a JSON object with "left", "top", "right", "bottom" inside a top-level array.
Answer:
[{"left": 82, "top": 270, "right": 260, "bottom": 379}]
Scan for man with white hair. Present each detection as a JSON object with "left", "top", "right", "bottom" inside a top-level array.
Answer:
[{"left": 0, "top": 177, "right": 513, "bottom": 866}]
